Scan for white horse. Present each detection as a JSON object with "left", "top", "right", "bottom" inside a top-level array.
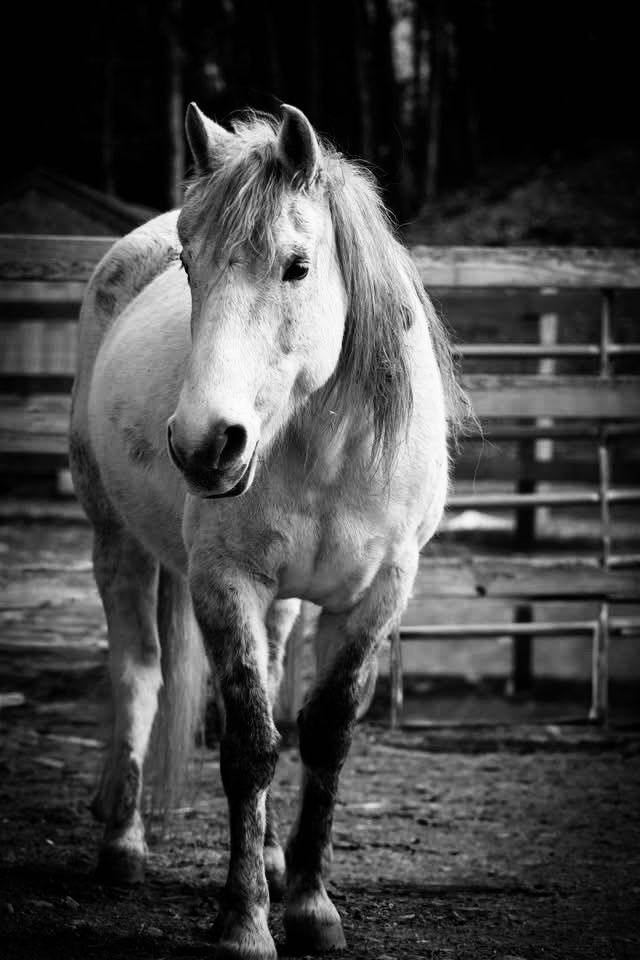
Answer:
[{"left": 70, "top": 102, "right": 463, "bottom": 959}]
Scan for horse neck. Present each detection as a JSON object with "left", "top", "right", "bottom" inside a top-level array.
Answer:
[{"left": 280, "top": 384, "right": 375, "bottom": 487}]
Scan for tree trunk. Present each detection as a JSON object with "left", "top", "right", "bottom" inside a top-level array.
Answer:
[
  {"left": 425, "top": 0, "right": 446, "bottom": 202},
  {"left": 452, "top": 0, "right": 481, "bottom": 180},
  {"left": 166, "top": 0, "right": 185, "bottom": 209},
  {"left": 308, "top": 0, "right": 321, "bottom": 126},
  {"left": 353, "top": 0, "right": 375, "bottom": 162},
  {"left": 101, "top": 5, "right": 117, "bottom": 197},
  {"left": 409, "top": 0, "right": 426, "bottom": 211},
  {"left": 371, "top": 0, "right": 403, "bottom": 212},
  {"left": 264, "top": 5, "right": 283, "bottom": 100}
]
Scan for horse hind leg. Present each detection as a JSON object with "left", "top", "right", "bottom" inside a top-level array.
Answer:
[{"left": 91, "top": 526, "right": 162, "bottom": 884}]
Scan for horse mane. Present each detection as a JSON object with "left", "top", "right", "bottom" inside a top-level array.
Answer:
[
  {"left": 321, "top": 153, "right": 468, "bottom": 464},
  {"left": 182, "top": 111, "right": 468, "bottom": 466}
]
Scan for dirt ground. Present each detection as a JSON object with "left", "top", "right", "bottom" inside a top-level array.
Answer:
[{"left": 1, "top": 521, "right": 640, "bottom": 960}]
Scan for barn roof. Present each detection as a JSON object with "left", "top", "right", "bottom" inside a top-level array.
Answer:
[{"left": 0, "top": 168, "right": 159, "bottom": 236}]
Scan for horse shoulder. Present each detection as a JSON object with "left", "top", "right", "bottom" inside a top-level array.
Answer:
[{"left": 79, "top": 211, "right": 181, "bottom": 358}]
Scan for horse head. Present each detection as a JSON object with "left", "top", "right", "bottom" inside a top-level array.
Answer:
[{"left": 167, "top": 103, "right": 347, "bottom": 498}]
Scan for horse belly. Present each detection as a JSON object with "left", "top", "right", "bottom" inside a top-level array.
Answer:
[
  {"left": 95, "top": 432, "right": 187, "bottom": 572},
  {"left": 87, "top": 279, "right": 190, "bottom": 572}
]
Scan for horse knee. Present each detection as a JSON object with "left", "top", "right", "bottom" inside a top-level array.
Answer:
[
  {"left": 298, "top": 673, "right": 357, "bottom": 773},
  {"left": 220, "top": 725, "right": 279, "bottom": 799}
]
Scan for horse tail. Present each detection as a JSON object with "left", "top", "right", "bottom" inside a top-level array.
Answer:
[{"left": 148, "top": 566, "right": 210, "bottom": 819}]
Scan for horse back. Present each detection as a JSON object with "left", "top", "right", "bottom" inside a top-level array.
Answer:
[{"left": 74, "top": 210, "right": 181, "bottom": 392}]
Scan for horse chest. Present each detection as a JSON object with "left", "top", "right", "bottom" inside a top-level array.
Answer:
[{"left": 272, "top": 499, "right": 396, "bottom": 609}]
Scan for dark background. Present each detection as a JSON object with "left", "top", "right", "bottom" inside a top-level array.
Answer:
[{"left": 2, "top": 0, "right": 639, "bottom": 242}]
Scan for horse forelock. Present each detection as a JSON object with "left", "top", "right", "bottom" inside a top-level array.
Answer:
[
  {"left": 180, "top": 112, "right": 467, "bottom": 464},
  {"left": 182, "top": 115, "right": 291, "bottom": 270}
]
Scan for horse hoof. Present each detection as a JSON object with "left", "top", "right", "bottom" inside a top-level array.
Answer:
[
  {"left": 264, "top": 843, "right": 287, "bottom": 902},
  {"left": 284, "top": 888, "right": 347, "bottom": 954},
  {"left": 215, "top": 940, "right": 277, "bottom": 960},
  {"left": 215, "top": 909, "right": 277, "bottom": 960},
  {"left": 96, "top": 844, "right": 145, "bottom": 885}
]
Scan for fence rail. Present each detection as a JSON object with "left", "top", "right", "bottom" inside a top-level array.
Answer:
[{"left": 1, "top": 235, "right": 639, "bottom": 727}]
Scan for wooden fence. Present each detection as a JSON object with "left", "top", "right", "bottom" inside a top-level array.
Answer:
[
  {"left": 396, "top": 245, "right": 640, "bottom": 726},
  {"left": 1, "top": 235, "right": 640, "bottom": 724}
]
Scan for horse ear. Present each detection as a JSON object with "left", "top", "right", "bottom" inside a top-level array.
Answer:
[
  {"left": 185, "top": 102, "right": 233, "bottom": 175},
  {"left": 277, "top": 104, "right": 320, "bottom": 185}
]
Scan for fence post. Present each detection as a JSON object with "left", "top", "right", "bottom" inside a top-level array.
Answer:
[
  {"left": 389, "top": 628, "right": 403, "bottom": 729},
  {"left": 536, "top": 311, "right": 558, "bottom": 528},
  {"left": 509, "top": 307, "right": 558, "bottom": 697},
  {"left": 590, "top": 294, "right": 613, "bottom": 724},
  {"left": 589, "top": 603, "right": 610, "bottom": 724}
]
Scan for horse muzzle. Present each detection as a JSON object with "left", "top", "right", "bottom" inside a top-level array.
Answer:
[{"left": 167, "top": 421, "right": 258, "bottom": 499}]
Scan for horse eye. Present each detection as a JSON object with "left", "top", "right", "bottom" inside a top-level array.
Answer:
[{"left": 282, "top": 259, "right": 309, "bottom": 282}]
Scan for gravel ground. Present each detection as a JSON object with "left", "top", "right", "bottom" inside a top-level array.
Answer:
[{"left": 1, "top": 520, "right": 640, "bottom": 959}]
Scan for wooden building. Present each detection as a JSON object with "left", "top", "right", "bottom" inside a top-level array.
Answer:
[
  {"left": 0, "top": 168, "right": 157, "bottom": 385},
  {"left": 0, "top": 168, "right": 157, "bottom": 237}
]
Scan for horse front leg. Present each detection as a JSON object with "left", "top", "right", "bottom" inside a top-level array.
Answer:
[
  {"left": 263, "top": 598, "right": 301, "bottom": 901},
  {"left": 191, "top": 566, "right": 280, "bottom": 960},
  {"left": 284, "top": 560, "right": 417, "bottom": 955}
]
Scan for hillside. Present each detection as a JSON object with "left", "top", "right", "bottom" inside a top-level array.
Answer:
[{"left": 404, "top": 143, "right": 640, "bottom": 247}]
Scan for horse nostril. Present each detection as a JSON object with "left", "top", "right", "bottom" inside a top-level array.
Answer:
[
  {"left": 169, "top": 420, "right": 250, "bottom": 475},
  {"left": 167, "top": 423, "right": 185, "bottom": 470},
  {"left": 197, "top": 424, "right": 249, "bottom": 471},
  {"left": 219, "top": 424, "right": 248, "bottom": 468}
]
